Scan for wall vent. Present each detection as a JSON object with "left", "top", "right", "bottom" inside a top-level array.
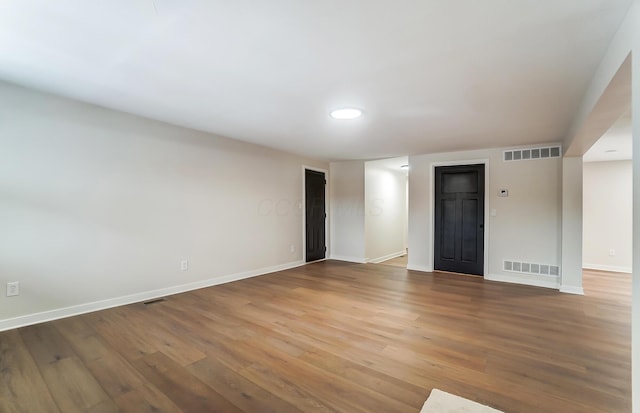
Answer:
[
  {"left": 504, "top": 146, "right": 561, "bottom": 162},
  {"left": 503, "top": 260, "right": 560, "bottom": 277}
]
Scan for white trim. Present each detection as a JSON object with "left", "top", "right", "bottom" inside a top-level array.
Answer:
[
  {"left": 368, "top": 250, "right": 406, "bottom": 264},
  {"left": 407, "top": 265, "right": 434, "bottom": 272},
  {"left": 583, "top": 263, "right": 632, "bottom": 273},
  {"left": 329, "top": 255, "right": 367, "bottom": 264},
  {"left": 306, "top": 258, "right": 328, "bottom": 264},
  {"left": 430, "top": 159, "right": 490, "bottom": 276},
  {"left": 302, "top": 165, "right": 329, "bottom": 263},
  {"left": 485, "top": 273, "right": 560, "bottom": 290},
  {"left": 559, "top": 285, "right": 585, "bottom": 295},
  {"left": 0, "top": 260, "right": 305, "bottom": 332}
]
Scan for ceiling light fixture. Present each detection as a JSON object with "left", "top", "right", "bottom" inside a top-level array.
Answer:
[{"left": 330, "top": 108, "right": 362, "bottom": 120}]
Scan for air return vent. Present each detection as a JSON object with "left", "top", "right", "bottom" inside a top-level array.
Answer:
[
  {"left": 503, "top": 260, "right": 560, "bottom": 277},
  {"left": 504, "top": 146, "right": 561, "bottom": 162}
]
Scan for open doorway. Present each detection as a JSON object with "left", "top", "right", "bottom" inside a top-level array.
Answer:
[
  {"left": 364, "top": 157, "right": 409, "bottom": 268},
  {"left": 582, "top": 111, "right": 632, "bottom": 293}
]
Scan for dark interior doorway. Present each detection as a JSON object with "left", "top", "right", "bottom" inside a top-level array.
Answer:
[
  {"left": 305, "top": 169, "right": 326, "bottom": 262},
  {"left": 434, "top": 164, "right": 485, "bottom": 276}
]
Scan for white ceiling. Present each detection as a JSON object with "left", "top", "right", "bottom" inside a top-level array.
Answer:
[
  {"left": 367, "top": 156, "right": 409, "bottom": 173},
  {"left": 0, "top": 1, "right": 633, "bottom": 161},
  {"left": 583, "top": 112, "right": 632, "bottom": 162}
]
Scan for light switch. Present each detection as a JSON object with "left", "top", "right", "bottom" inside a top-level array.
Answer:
[{"left": 491, "top": 209, "right": 497, "bottom": 217}]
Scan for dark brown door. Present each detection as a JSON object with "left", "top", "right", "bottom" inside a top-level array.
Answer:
[
  {"left": 434, "top": 164, "right": 485, "bottom": 276},
  {"left": 305, "top": 169, "right": 326, "bottom": 262}
]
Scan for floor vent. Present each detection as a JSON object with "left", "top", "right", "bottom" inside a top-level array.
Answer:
[
  {"left": 143, "top": 298, "right": 167, "bottom": 305},
  {"left": 504, "top": 260, "right": 560, "bottom": 276},
  {"left": 503, "top": 146, "right": 561, "bottom": 162}
]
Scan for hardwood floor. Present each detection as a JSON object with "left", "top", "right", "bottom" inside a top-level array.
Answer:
[
  {"left": 0, "top": 262, "right": 631, "bottom": 412},
  {"left": 379, "top": 254, "right": 408, "bottom": 268}
]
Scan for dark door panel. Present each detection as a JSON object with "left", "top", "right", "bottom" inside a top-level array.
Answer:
[
  {"left": 434, "top": 164, "right": 485, "bottom": 276},
  {"left": 305, "top": 170, "right": 326, "bottom": 262},
  {"left": 441, "top": 199, "right": 456, "bottom": 259},
  {"left": 461, "top": 198, "right": 478, "bottom": 262}
]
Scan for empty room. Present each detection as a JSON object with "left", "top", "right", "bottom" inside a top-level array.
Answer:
[{"left": 1, "top": 1, "right": 639, "bottom": 412}]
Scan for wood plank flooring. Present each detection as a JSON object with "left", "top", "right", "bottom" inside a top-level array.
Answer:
[
  {"left": 0, "top": 262, "right": 631, "bottom": 412},
  {"left": 379, "top": 255, "right": 408, "bottom": 268}
]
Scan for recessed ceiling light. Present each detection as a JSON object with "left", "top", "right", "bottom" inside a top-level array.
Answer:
[{"left": 330, "top": 108, "right": 362, "bottom": 120}]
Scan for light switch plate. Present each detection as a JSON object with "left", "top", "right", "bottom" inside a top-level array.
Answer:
[{"left": 7, "top": 281, "right": 19, "bottom": 297}]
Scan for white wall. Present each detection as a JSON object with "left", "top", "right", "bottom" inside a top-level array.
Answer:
[
  {"left": 561, "top": 157, "right": 584, "bottom": 294},
  {"left": 329, "top": 160, "right": 366, "bottom": 263},
  {"left": 583, "top": 160, "right": 633, "bottom": 273},
  {"left": 364, "top": 159, "right": 407, "bottom": 263},
  {"left": 404, "top": 178, "right": 409, "bottom": 250},
  {"left": 632, "top": 3, "right": 640, "bottom": 408},
  {"left": 0, "top": 81, "right": 327, "bottom": 330},
  {"left": 408, "top": 147, "right": 562, "bottom": 288}
]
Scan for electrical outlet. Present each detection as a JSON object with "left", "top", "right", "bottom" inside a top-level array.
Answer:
[
  {"left": 290, "top": 245, "right": 296, "bottom": 253},
  {"left": 180, "top": 259, "right": 189, "bottom": 271},
  {"left": 609, "top": 249, "right": 616, "bottom": 256},
  {"left": 6, "top": 281, "right": 19, "bottom": 297}
]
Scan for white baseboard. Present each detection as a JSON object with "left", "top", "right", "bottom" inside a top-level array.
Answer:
[
  {"left": 583, "top": 263, "right": 632, "bottom": 274},
  {"left": 485, "top": 273, "right": 560, "bottom": 290},
  {"left": 407, "top": 264, "right": 433, "bottom": 273},
  {"left": 329, "top": 255, "right": 367, "bottom": 264},
  {"left": 368, "top": 250, "right": 407, "bottom": 264},
  {"left": 559, "top": 285, "right": 585, "bottom": 295},
  {"left": 0, "top": 260, "right": 305, "bottom": 332}
]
